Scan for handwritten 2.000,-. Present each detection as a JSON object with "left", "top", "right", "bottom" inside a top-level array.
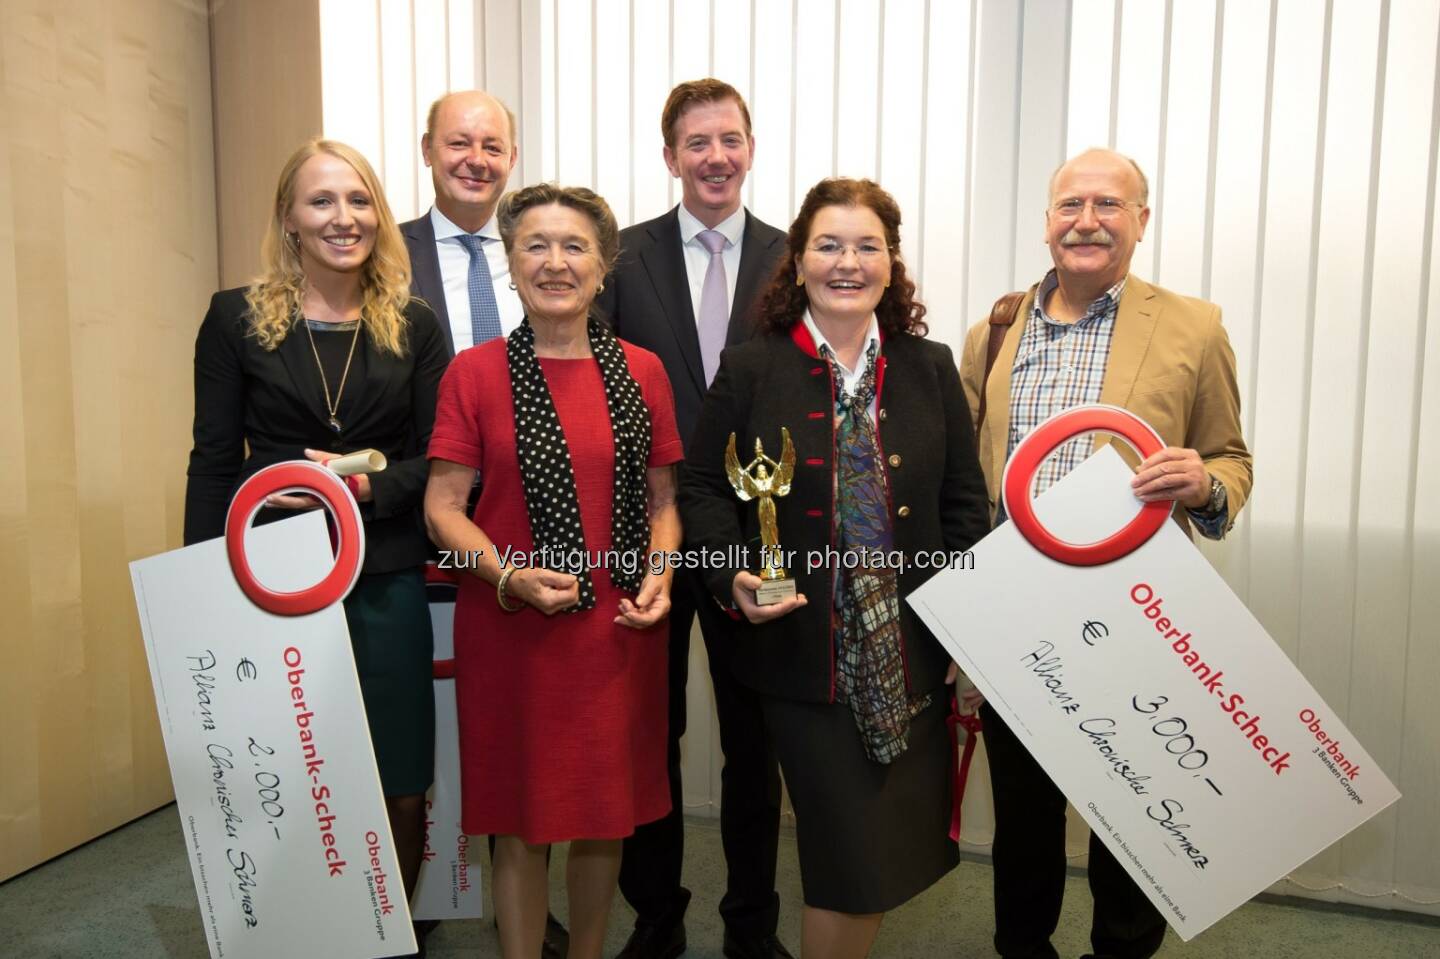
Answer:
[{"left": 190, "top": 649, "right": 286, "bottom": 929}]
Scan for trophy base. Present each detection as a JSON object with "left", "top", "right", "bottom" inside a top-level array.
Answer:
[{"left": 755, "top": 577, "right": 797, "bottom": 606}]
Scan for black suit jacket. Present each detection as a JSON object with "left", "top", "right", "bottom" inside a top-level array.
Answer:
[
  {"left": 597, "top": 206, "right": 785, "bottom": 447},
  {"left": 399, "top": 212, "right": 456, "bottom": 359},
  {"left": 678, "top": 326, "right": 991, "bottom": 703},
  {"left": 183, "top": 288, "right": 451, "bottom": 574}
]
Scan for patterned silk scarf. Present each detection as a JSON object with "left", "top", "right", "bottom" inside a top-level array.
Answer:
[
  {"left": 507, "top": 317, "right": 651, "bottom": 609},
  {"left": 824, "top": 340, "right": 932, "bottom": 763}
]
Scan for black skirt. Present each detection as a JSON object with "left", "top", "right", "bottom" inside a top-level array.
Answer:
[
  {"left": 762, "top": 692, "right": 959, "bottom": 913},
  {"left": 343, "top": 568, "right": 435, "bottom": 796}
]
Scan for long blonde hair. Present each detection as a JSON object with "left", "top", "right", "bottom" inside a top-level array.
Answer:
[{"left": 245, "top": 139, "right": 412, "bottom": 355}]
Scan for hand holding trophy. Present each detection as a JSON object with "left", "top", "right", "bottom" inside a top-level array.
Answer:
[{"left": 726, "top": 428, "right": 798, "bottom": 606}]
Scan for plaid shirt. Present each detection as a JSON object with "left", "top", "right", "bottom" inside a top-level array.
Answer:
[{"left": 1006, "top": 270, "right": 1126, "bottom": 496}]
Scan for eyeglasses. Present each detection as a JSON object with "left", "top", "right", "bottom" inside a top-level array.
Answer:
[
  {"left": 1048, "top": 197, "right": 1142, "bottom": 221},
  {"left": 807, "top": 240, "right": 891, "bottom": 261}
]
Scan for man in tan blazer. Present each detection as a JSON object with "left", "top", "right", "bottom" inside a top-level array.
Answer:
[{"left": 958, "top": 148, "right": 1254, "bottom": 959}]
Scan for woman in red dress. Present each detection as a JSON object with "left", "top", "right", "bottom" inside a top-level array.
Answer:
[{"left": 424, "top": 184, "right": 682, "bottom": 959}]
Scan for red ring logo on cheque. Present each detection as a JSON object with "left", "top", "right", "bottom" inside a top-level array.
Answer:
[
  {"left": 224, "top": 461, "right": 365, "bottom": 616},
  {"left": 1001, "top": 405, "right": 1169, "bottom": 567}
]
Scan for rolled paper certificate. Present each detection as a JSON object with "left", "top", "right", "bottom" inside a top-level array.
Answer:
[{"left": 325, "top": 449, "right": 388, "bottom": 476}]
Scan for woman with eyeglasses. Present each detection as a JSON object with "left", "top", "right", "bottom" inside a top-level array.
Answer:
[{"left": 679, "top": 178, "right": 990, "bottom": 958}]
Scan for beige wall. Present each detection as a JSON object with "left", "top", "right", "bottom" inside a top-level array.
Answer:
[
  {"left": 0, "top": 0, "right": 328, "bottom": 882},
  {"left": 210, "top": 0, "right": 322, "bottom": 288},
  {"left": 0, "top": 0, "right": 218, "bottom": 880}
]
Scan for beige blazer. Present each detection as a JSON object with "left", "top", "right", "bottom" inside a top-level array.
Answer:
[{"left": 960, "top": 274, "right": 1253, "bottom": 537}]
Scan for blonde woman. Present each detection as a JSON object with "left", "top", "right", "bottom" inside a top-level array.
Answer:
[{"left": 184, "top": 138, "right": 449, "bottom": 910}]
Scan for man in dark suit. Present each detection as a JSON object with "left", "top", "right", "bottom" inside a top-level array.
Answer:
[
  {"left": 400, "top": 91, "right": 571, "bottom": 959},
  {"left": 598, "top": 78, "right": 793, "bottom": 959},
  {"left": 401, "top": 90, "right": 524, "bottom": 358}
]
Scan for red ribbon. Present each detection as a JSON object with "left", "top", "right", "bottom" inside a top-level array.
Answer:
[
  {"left": 425, "top": 561, "right": 459, "bottom": 585},
  {"left": 946, "top": 696, "right": 983, "bottom": 841},
  {"left": 426, "top": 561, "right": 458, "bottom": 680}
]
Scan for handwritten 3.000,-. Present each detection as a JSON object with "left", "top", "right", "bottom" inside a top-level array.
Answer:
[{"left": 1018, "top": 631, "right": 1222, "bottom": 869}]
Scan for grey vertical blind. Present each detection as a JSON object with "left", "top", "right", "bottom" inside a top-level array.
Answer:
[
  {"left": 320, "top": 0, "right": 1440, "bottom": 915},
  {"left": 318, "top": 0, "right": 546, "bottom": 221}
]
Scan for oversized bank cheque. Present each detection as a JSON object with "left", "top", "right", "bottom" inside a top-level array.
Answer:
[
  {"left": 131, "top": 507, "right": 416, "bottom": 959},
  {"left": 908, "top": 408, "right": 1400, "bottom": 941},
  {"left": 412, "top": 571, "right": 483, "bottom": 920}
]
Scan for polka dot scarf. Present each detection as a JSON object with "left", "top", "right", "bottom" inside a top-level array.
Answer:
[{"left": 507, "top": 317, "right": 651, "bottom": 610}]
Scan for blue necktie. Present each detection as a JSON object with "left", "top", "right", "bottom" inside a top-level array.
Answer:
[{"left": 456, "top": 234, "right": 503, "bottom": 346}]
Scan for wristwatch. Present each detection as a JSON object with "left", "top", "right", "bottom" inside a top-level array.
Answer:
[{"left": 1201, "top": 474, "right": 1227, "bottom": 516}]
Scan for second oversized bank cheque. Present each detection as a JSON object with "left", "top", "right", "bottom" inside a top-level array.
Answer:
[{"left": 909, "top": 410, "right": 1399, "bottom": 941}]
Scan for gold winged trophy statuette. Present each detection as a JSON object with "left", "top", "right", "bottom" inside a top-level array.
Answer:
[{"left": 725, "top": 427, "right": 797, "bottom": 606}]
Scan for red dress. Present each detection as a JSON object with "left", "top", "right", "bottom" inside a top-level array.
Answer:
[{"left": 429, "top": 337, "right": 683, "bottom": 842}]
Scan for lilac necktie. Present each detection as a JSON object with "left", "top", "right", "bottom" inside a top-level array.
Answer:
[{"left": 696, "top": 229, "right": 729, "bottom": 386}]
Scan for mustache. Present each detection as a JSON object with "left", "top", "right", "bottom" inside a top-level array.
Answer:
[{"left": 1060, "top": 226, "right": 1115, "bottom": 246}]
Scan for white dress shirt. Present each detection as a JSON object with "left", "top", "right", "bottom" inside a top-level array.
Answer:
[
  {"left": 429, "top": 206, "right": 524, "bottom": 350},
  {"left": 803, "top": 309, "right": 882, "bottom": 421},
  {"left": 677, "top": 203, "right": 746, "bottom": 328}
]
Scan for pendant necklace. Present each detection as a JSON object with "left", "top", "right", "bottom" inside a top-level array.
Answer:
[{"left": 304, "top": 315, "right": 362, "bottom": 434}]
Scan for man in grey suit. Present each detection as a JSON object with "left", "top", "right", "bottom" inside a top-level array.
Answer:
[
  {"left": 598, "top": 78, "right": 793, "bottom": 959},
  {"left": 401, "top": 90, "right": 524, "bottom": 358},
  {"left": 401, "top": 91, "right": 570, "bottom": 959}
]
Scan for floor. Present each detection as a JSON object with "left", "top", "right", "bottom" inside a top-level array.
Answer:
[{"left": 2, "top": 806, "right": 1437, "bottom": 958}]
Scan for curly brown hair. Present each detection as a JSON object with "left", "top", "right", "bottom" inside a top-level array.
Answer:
[{"left": 756, "top": 178, "right": 927, "bottom": 338}]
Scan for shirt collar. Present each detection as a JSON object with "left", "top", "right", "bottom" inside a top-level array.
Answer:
[
  {"left": 802, "top": 309, "right": 880, "bottom": 375},
  {"left": 430, "top": 205, "right": 501, "bottom": 242},
  {"left": 1034, "top": 269, "right": 1127, "bottom": 326},
  {"left": 677, "top": 203, "right": 746, "bottom": 248}
]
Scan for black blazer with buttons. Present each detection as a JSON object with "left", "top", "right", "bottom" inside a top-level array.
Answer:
[
  {"left": 678, "top": 323, "right": 991, "bottom": 704},
  {"left": 183, "top": 287, "right": 451, "bottom": 574},
  {"left": 597, "top": 205, "right": 786, "bottom": 448}
]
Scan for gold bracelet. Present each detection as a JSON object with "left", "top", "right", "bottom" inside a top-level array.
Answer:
[{"left": 496, "top": 567, "right": 523, "bottom": 612}]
